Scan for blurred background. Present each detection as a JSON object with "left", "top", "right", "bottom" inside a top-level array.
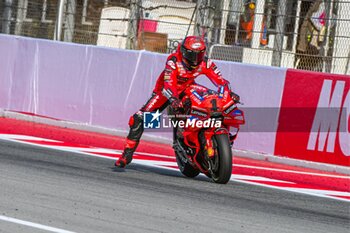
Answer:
[{"left": 0, "top": 0, "right": 349, "bottom": 75}]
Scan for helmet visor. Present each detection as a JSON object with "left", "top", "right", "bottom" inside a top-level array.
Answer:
[{"left": 183, "top": 49, "right": 205, "bottom": 66}]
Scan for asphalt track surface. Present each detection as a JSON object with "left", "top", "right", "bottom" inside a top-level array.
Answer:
[{"left": 0, "top": 139, "right": 349, "bottom": 233}]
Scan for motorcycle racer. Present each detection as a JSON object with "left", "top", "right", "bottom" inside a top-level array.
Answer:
[{"left": 115, "top": 36, "right": 240, "bottom": 168}]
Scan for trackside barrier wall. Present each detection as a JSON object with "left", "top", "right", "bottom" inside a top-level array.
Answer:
[
  {"left": 275, "top": 70, "right": 350, "bottom": 167},
  {"left": 0, "top": 34, "right": 349, "bottom": 168}
]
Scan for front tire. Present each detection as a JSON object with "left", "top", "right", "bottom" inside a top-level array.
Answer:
[{"left": 211, "top": 134, "right": 232, "bottom": 184}]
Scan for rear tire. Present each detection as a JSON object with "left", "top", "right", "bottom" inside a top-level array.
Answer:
[
  {"left": 173, "top": 121, "right": 199, "bottom": 178},
  {"left": 211, "top": 134, "right": 232, "bottom": 184},
  {"left": 175, "top": 153, "right": 200, "bottom": 178}
]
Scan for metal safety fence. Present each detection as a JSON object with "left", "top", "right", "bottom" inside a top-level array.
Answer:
[
  {"left": 206, "top": 0, "right": 350, "bottom": 75},
  {"left": 0, "top": 0, "right": 349, "bottom": 75}
]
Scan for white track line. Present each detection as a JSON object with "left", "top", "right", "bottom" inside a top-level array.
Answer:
[
  {"left": 26, "top": 142, "right": 350, "bottom": 179},
  {"left": 232, "top": 179, "right": 350, "bottom": 203},
  {"left": 285, "top": 188, "right": 350, "bottom": 197},
  {"left": 3, "top": 134, "right": 348, "bottom": 179},
  {"left": 0, "top": 215, "right": 75, "bottom": 233},
  {"left": 234, "top": 164, "right": 350, "bottom": 179},
  {"left": 0, "top": 134, "right": 61, "bottom": 142},
  {"left": 231, "top": 174, "right": 295, "bottom": 183},
  {"left": 1, "top": 135, "right": 349, "bottom": 202}
]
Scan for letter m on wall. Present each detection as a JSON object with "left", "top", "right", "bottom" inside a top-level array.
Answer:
[{"left": 307, "top": 80, "right": 345, "bottom": 153}]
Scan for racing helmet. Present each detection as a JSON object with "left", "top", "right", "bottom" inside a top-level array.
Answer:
[{"left": 180, "top": 36, "right": 206, "bottom": 69}]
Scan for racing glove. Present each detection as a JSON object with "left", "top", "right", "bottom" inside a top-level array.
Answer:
[
  {"left": 169, "top": 97, "right": 183, "bottom": 113},
  {"left": 231, "top": 92, "right": 240, "bottom": 103}
]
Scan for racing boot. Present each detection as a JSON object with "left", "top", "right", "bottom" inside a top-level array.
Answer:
[
  {"left": 115, "top": 139, "right": 139, "bottom": 168},
  {"left": 115, "top": 112, "right": 144, "bottom": 168}
]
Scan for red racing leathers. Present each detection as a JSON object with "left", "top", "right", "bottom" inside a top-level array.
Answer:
[
  {"left": 117, "top": 49, "right": 231, "bottom": 167},
  {"left": 143, "top": 53, "right": 230, "bottom": 112}
]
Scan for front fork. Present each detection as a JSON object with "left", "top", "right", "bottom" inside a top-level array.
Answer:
[
  {"left": 202, "top": 128, "right": 229, "bottom": 175},
  {"left": 204, "top": 128, "right": 230, "bottom": 157},
  {"left": 204, "top": 130, "right": 215, "bottom": 158}
]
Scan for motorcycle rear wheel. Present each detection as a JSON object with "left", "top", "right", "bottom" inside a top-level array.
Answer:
[
  {"left": 175, "top": 152, "right": 200, "bottom": 178},
  {"left": 173, "top": 120, "right": 200, "bottom": 178},
  {"left": 211, "top": 134, "right": 232, "bottom": 184}
]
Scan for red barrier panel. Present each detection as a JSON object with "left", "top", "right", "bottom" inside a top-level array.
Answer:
[{"left": 275, "top": 69, "right": 350, "bottom": 166}]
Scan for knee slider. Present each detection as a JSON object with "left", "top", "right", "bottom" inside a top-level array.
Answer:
[
  {"left": 127, "top": 113, "right": 144, "bottom": 141},
  {"left": 128, "top": 112, "right": 143, "bottom": 127}
]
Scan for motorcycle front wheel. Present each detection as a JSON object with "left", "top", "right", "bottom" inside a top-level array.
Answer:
[{"left": 211, "top": 134, "right": 232, "bottom": 184}]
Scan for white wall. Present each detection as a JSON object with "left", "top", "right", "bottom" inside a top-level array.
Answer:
[{"left": 0, "top": 34, "right": 287, "bottom": 155}]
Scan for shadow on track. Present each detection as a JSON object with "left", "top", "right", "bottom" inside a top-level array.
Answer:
[{"left": 111, "top": 163, "right": 211, "bottom": 183}]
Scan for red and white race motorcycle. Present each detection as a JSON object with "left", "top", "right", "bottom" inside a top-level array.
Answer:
[{"left": 171, "top": 84, "right": 245, "bottom": 184}]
